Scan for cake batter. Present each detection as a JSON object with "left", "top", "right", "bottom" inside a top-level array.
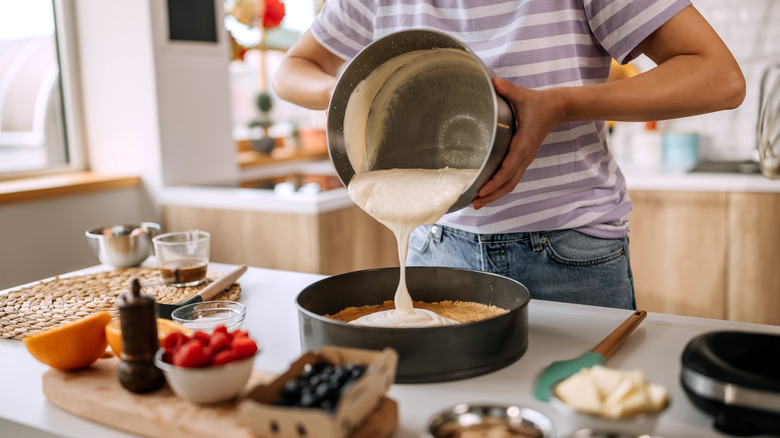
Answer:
[{"left": 347, "top": 167, "right": 477, "bottom": 327}]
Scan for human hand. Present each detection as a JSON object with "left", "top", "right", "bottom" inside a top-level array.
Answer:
[{"left": 472, "top": 78, "right": 565, "bottom": 210}]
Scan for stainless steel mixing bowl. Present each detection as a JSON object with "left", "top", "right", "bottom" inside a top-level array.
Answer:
[
  {"left": 85, "top": 222, "right": 161, "bottom": 268},
  {"left": 424, "top": 403, "right": 555, "bottom": 438},
  {"left": 327, "top": 29, "right": 515, "bottom": 212}
]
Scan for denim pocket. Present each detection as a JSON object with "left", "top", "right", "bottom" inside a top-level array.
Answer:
[
  {"left": 409, "top": 225, "right": 433, "bottom": 253},
  {"left": 543, "top": 230, "right": 626, "bottom": 267}
]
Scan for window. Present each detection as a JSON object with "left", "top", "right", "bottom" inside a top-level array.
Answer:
[{"left": 0, "top": 0, "right": 82, "bottom": 178}]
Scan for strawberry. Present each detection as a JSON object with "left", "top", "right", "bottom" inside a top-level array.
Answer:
[
  {"left": 161, "top": 349, "right": 174, "bottom": 365},
  {"left": 193, "top": 330, "right": 211, "bottom": 344},
  {"left": 162, "top": 332, "right": 189, "bottom": 352},
  {"left": 211, "top": 348, "right": 238, "bottom": 366},
  {"left": 232, "top": 329, "right": 249, "bottom": 337},
  {"left": 231, "top": 336, "right": 258, "bottom": 359},
  {"left": 172, "top": 339, "right": 211, "bottom": 368},
  {"left": 208, "top": 330, "right": 231, "bottom": 354}
]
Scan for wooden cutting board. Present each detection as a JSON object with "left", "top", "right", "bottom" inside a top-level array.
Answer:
[{"left": 42, "top": 357, "right": 398, "bottom": 438}]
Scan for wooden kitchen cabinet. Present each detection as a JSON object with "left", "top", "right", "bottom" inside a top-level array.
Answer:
[
  {"left": 726, "top": 193, "right": 780, "bottom": 325},
  {"left": 629, "top": 190, "right": 780, "bottom": 325},
  {"left": 162, "top": 205, "right": 398, "bottom": 276},
  {"left": 628, "top": 190, "right": 728, "bottom": 319}
]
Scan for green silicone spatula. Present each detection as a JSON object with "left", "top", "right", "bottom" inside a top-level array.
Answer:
[{"left": 533, "top": 309, "right": 647, "bottom": 401}]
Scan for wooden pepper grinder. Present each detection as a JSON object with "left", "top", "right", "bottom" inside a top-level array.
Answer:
[{"left": 117, "top": 277, "right": 165, "bottom": 393}]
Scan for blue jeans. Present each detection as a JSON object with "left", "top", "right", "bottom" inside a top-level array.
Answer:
[{"left": 407, "top": 225, "right": 636, "bottom": 309}]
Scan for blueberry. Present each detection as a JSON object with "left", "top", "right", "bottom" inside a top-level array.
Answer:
[
  {"left": 308, "top": 374, "right": 324, "bottom": 388},
  {"left": 299, "top": 392, "right": 317, "bottom": 408},
  {"left": 319, "top": 398, "right": 336, "bottom": 414},
  {"left": 349, "top": 365, "right": 366, "bottom": 380},
  {"left": 283, "top": 379, "right": 303, "bottom": 399},
  {"left": 329, "top": 368, "right": 349, "bottom": 386}
]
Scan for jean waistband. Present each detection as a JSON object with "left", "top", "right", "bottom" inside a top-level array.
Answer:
[{"left": 431, "top": 224, "right": 548, "bottom": 244}]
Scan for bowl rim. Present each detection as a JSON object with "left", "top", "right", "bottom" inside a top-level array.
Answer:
[
  {"left": 153, "top": 347, "right": 256, "bottom": 373},
  {"left": 295, "top": 266, "right": 530, "bottom": 331},
  {"left": 152, "top": 229, "right": 210, "bottom": 245},
  {"left": 85, "top": 222, "right": 161, "bottom": 238},
  {"left": 426, "top": 402, "right": 555, "bottom": 437},
  {"left": 170, "top": 300, "right": 247, "bottom": 323}
]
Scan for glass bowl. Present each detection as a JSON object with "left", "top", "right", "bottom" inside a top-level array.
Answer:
[{"left": 171, "top": 300, "right": 246, "bottom": 332}]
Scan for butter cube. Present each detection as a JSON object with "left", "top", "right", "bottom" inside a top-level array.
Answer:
[
  {"left": 556, "top": 366, "right": 667, "bottom": 419},
  {"left": 555, "top": 371, "right": 602, "bottom": 415},
  {"left": 647, "top": 382, "right": 669, "bottom": 410},
  {"left": 590, "top": 365, "right": 624, "bottom": 398},
  {"left": 604, "top": 384, "right": 652, "bottom": 418}
]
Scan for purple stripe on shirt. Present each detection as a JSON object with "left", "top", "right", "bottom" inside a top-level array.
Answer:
[
  {"left": 484, "top": 43, "right": 606, "bottom": 69},
  {"left": 501, "top": 65, "right": 609, "bottom": 89}
]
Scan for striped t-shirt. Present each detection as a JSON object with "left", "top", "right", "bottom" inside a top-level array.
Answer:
[{"left": 311, "top": 0, "right": 690, "bottom": 238}]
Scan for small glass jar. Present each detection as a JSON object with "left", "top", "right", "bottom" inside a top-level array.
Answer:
[{"left": 171, "top": 300, "right": 246, "bottom": 332}]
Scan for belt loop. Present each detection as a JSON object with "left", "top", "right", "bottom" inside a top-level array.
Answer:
[
  {"left": 529, "top": 231, "right": 543, "bottom": 252},
  {"left": 430, "top": 224, "right": 444, "bottom": 242}
]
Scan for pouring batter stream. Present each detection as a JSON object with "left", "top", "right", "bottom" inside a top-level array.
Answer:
[{"left": 347, "top": 167, "right": 478, "bottom": 327}]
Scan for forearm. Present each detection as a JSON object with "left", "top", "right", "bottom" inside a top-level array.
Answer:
[
  {"left": 271, "top": 30, "right": 344, "bottom": 111},
  {"left": 558, "top": 53, "right": 744, "bottom": 124},
  {"left": 272, "top": 57, "right": 337, "bottom": 110},
  {"left": 557, "top": 5, "right": 745, "bottom": 125}
]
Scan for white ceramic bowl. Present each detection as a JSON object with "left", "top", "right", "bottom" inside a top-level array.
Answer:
[
  {"left": 548, "top": 383, "right": 670, "bottom": 437},
  {"left": 154, "top": 348, "right": 255, "bottom": 404},
  {"left": 171, "top": 300, "right": 246, "bottom": 333}
]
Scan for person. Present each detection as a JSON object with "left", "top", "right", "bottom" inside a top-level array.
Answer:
[{"left": 272, "top": 0, "right": 745, "bottom": 309}]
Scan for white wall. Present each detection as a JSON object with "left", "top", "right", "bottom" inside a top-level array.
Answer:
[
  {"left": 75, "top": 0, "right": 237, "bottom": 188},
  {"left": 638, "top": 0, "right": 780, "bottom": 161},
  {"left": 0, "top": 188, "right": 156, "bottom": 289}
]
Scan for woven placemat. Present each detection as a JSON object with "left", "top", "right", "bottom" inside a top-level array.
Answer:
[{"left": 0, "top": 268, "right": 241, "bottom": 340}]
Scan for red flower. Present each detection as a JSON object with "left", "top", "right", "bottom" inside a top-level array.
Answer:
[{"left": 263, "top": 0, "right": 285, "bottom": 29}]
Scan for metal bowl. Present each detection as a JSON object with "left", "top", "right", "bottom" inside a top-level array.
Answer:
[
  {"left": 424, "top": 403, "right": 555, "bottom": 438},
  {"left": 295, "top": 267, "right": 529, "bottom": 383},
  {"left": 85, "top": 222, "right": 161, "bottom": 268},
  {"left": 327, "top": 29, "right": 515, "bottom": 212}
]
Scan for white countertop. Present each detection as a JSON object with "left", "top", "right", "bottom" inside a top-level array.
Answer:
[
  {"left": 622, "top": 165, "right": 780, "bottom": 192},
  {"left": 2, "top": 263, "right": 779, "bottom": 438},
  {"left": 159, "top": 160, "right": 780, "bottom": 215}
]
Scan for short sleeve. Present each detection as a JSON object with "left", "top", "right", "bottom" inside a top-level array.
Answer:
[
  {"left": 310, "top": 0, "right": 379, "bottom": 61},
  {"left": 584, "top": 0, "right": 691, "bottom": 64}
]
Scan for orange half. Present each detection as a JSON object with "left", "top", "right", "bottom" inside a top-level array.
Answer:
[
  {"left": 105, "top": 318, "right": 192, "bottom": 357},
  {"left": 23, "top": 311, "right": 112, "bottom": 371}
]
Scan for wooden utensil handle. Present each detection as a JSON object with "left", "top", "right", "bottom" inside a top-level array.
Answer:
[
  {"left": 197, "top": 265, "right": 248, "bottom": 301},
  {"left": 591, "top": 310, "right": 647, "bottom": 358}
]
